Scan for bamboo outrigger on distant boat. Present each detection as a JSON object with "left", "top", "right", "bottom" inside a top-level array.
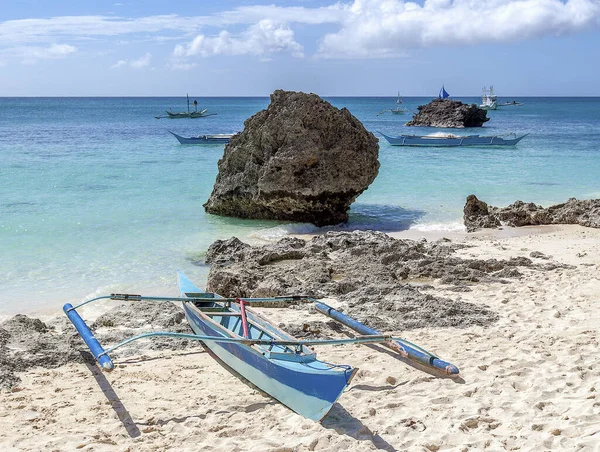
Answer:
[
  {"left": 379, "top": 132, "right": 527, "bottom": 147},
  {"left": 63, "top": 271, "right": 460, "bottom": 421},
  {"left": 169, "top": 131, "right": 234, "bottom": 144},
  {"left": 376, "top": 91, "right": 407, "bottom": 116},
  {"left": 155, "top": 94, "right": 217, "bottom": 119}
]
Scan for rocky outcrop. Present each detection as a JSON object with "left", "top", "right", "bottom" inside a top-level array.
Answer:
[
  {"left": 406, "top": 98, "right": 489, "bottom": 128},
  {"left": 0, "top": 303, "right": 198, "bottom": 389},
  {"left": 204, "top": 90, "right": 380, "bottom": 226},
  {"left": 464, "top": 195, "right": 600, "bottom": 232},
  {"left": 464, "top": 194, "right": 501, "bottom": 232},
  {"left": 202, "top": 230, "right": 558, "bottom": 332}
]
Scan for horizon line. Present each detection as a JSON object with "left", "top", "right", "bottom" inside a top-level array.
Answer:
[{"left": 2, "top": 95, "right": 600, "bottom": 98}]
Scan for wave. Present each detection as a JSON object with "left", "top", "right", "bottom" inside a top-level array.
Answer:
[
  {"left": 251, "top": 218, "right": 465, "bottom": 241},
  {"left": 410, "top": 221, "right": 465, "bottom": 232}
]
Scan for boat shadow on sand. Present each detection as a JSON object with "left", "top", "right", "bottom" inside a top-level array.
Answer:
[
  {"left": 201, "top": 345, "right": 400, "bottom": 451},
  {"left": 82, "top": 345, "right": 446, "bottom": 449},
  {"left": 81, "top": 351, "right": 141, "bottom": 438},
  {"left": 321, "top": 404, "right": 397, "bottom": 452}
]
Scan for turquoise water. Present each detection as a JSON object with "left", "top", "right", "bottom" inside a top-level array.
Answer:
[{"left": 1, "top": 97, "right": 599, "bottom": 315}]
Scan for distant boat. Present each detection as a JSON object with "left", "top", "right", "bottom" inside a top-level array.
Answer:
[
  {"left": 391, "top": 91, "right": 406, "bottom": 114},
  {"left": 169, "top": 131, "right": 234, "bottom": 144},
  {"left": 155, "top": 94, "right": 217, "bottom": 119},
  {"left": 376, "top": 91, "right": 407, "bottom": 115},
  {"left": 379, "top": 132, "right": 527, "bottom": 147},
  {"left": 498, "top": 100, "right": 524, "bottom": 107},
  {"left": 480, "top": 86, "right": 497, "bottom": 110},
  {"left": 164, "top": 109, "right": 209, "bottom": 119},
  {"left": 438, "top": 85, "right": 450, "bottom": 99}
]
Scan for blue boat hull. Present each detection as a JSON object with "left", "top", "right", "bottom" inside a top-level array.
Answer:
[
  {"left": 169, "top": 131, "right": 231, "bottom": 145},
  {"left": 178, "top": 272, "right": 356, "bottom": 421},
  {"left": 380, "top": 132, "right": 526, "bottom": 147}
]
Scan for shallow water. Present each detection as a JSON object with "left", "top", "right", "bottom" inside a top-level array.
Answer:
[{"left": 1, "top": 96, "right": 599, "bottom": 315}]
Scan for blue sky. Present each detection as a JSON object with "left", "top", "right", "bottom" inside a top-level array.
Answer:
[{"left": 1, "top": 0, "right": 599, "bottom": 96}]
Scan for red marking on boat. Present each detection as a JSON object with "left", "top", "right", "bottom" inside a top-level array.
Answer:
[{"left": 237, "top": 298, "right": 250, "bottom": 339}]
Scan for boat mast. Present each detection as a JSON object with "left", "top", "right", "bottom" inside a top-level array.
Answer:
[{"left": 187, "top": 93, "right": 190, "bottom": 113}]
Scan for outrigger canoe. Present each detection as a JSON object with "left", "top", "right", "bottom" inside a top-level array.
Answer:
[
  {"left": 63, "top": 271, "right": 460, "bottom": 421},
  {"left": 169, "top": 131, "right": 233, "bottom": 145},
  {"left": 379, "top": 132, "right": 527, "bottom": 147}
]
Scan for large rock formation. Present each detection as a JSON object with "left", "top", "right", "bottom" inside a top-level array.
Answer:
[
  {"left": 406, "top": 98, "right": 489, "bottom": 128},
  {"left": 464, "top": 195, "right": 600, "bottom": 232},
  {"left": 204, "top": 90, "right": 380, "bottom": 226}
]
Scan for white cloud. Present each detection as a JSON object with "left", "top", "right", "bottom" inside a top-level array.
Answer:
[
  {"left": 0, "top": 8, "right": 342, "bottom": 47},
  {"left": 317, "top": 0, "right": 600, "bottom": 58},
  {"left": 0, "top": 15, "right": 205, "bottom": 45},
  {"left": 216, "top": 5, "right": 347, "bottom": 26},
  {"left": 0, "top": 43, "right": 78, "bottom": 64},
  {"left": 43, "top": 43, "right": 78, "bottom": 57},
  {"left": 130, "top": 52, "right": 152, "bottom": 68},
  {"left": 0, "top": 1, "right": 599, "bottom": 62},
  {"left": 169, "top": 62, "right": 198, "bottom": 70},
  {"left": 111, "top": 52, "right": 152, "bottom": 69},
  {"left": 173, "top": 19, "right": 304, "bottom": 58}
]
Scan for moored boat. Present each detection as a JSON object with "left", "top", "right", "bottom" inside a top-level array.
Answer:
[
  {"left": 498, "top": 100, "right": 524, "bottom": 107},
  {"left": 379, "top": 132, "right": 527, "bottom": 147},
  {"left": 62, "top": 272, "right": 460, "bottom": 420},
  {"left": 165, "top": 109, "right": 208, "bottom": 118},
  {"left": 177, "top": 272, "right": 356, "bottom": 421},
  {"left": 480, "top": 86, "right": 497, "bottom": 110},
  {"left": 390, "top": 107, "right": 407, "bottom": 115},
  {"left": 376, "top": 91, "right": 407, "bottom": 115},
  {"left": 169, "top": 131, "right": 233, "bottom": 144},
  {"left": 155, "top": 94, "right": 217, "bottom": 119}
]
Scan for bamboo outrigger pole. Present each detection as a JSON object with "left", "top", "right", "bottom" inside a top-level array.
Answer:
[
  {"left": 314, "top": 302, "right": 460, "bottom": 378},
  {"left": 64, "top": 293, "right": 460, "bottom": 377}
]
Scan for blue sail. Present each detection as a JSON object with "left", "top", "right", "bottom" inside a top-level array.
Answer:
[{"left": 439, "top": 85, "right": 449, "bottom": 99}]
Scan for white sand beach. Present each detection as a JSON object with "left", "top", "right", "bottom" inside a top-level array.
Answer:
[{"left": 1, "top": 225, "right": 599, "bottom": 451}]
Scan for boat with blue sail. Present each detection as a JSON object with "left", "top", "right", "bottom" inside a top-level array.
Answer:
[
  {"left": 62, "top": 271, "right": 460, "bottom": 420},
  {"left": 380, "top": 131, "right": 527, "bottom": 147},
  {"left": 438, "top": 85, "right": 450, "bottom": 99}
]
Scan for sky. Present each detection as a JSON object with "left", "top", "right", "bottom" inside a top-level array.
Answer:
[{"left": 1, "top": 0, "right": 599, "bottom": 96}]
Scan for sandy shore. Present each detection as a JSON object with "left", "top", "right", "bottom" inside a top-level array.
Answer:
[{"left": 1, "top": 225, "right": 599, "bottom": 451}]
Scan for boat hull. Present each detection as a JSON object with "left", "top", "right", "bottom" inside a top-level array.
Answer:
[
  {"left": 178, "top": 273, "right": 355, "bottom": 421},
  {"left": 166, "top": 109, "right": 208, "bottom": 119},
  {"left": 169, "top": 131, "right": 231, "bottom": 145},
  {"left": 380, "top": 132, "right": 526, "bottom": 147}
]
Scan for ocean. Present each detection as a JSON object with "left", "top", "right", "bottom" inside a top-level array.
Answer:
[{"left": 1, "top": 96, "right": 599, "bottom": 316}]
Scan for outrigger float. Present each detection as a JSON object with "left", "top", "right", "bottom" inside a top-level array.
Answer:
[{"left": 63, "top": 271, "right": 460, "bottom": 421}]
